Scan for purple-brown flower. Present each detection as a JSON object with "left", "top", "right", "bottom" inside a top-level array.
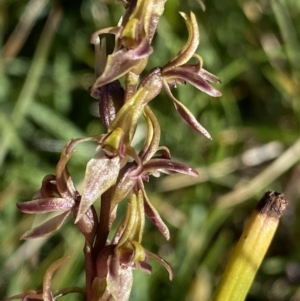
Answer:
[
  {"left": 92, "top": 11, "right": 221, "bottom": 144},
  {"left": 90, "top": 0, "right": 168, "bottom": 95},
  {"left": 17, "top": 137, "right": 120, "bottom": 243},
  {"left": 92, "top": 190, "right": 173, "bottom": 301},
  {"left": 13, "top": 3, "right": 223, "bottom": 301}
]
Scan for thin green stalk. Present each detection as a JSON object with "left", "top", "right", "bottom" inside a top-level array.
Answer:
[{"left": 211, "top": 191, "right": 287, "bottom": 301}]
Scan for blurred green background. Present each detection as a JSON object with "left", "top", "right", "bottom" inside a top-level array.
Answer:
[{"left": 1, "top": 0, "right": 300, "bottom": 300}]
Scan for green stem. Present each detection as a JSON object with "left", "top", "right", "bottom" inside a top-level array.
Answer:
[{"left": 211, "top": 191, "right": 287, "bottom": 301}]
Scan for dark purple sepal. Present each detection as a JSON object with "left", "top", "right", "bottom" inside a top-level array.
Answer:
[
  {"left": 17, "top": 198, "right": 74, "bottom": 214},
  {"left": 143, "top": 158, "right": 199, "bottom": 177},
  {"left": 141, "top": 188, "right": 170, "bottom": 240},
  {"left": 92, "top": 39, "right": 152, "bottom": 90},
  {"left": 21, "top": 211, "right": 71, "bottom": 239},
  {"left": 163, "top": 80, "right": 212, "bottom": 139},
  {"left": 163, "top": 66, "right": 221, "bottom": 97},
  {"left": 144, "top": 249, "right": 173, "bottom": 280}
]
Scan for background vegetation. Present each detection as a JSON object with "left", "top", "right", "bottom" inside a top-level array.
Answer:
[{"left": 1, "top": 0, "right": 299, "bottom": 300}]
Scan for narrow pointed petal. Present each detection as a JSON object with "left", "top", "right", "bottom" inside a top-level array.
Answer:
[
  {"left": 135, "top": 260, "right": 152, "bottom": 274},
  {"left": 141, "top": 187, "right": 170, "bottom": 240},
  {"left": 163, "top": 66, "right": 222, "bottom": 97},
  {"left": 56, "top": 142, "right": 78, "bottom": 200},
  {"left": 125, "top": 0, "right": 167, "bottom": 43},
  {"left": 75, "top": 151, "right": 120, "bottom": 223},
  {"left": 196, "top": 0, "right": 206, "bottom": 11},
  {"left": 43, "top": 256, "right": 71, "bottom": 301},
  {"left": 56, "top": 137, "right": 97, "bottom": 200},
  {"left": 143, "top": 158, "right": 199, "bottom": 177},
  {"left": 177, "top": 53, "right": 221, "bottom": 83},
  {"left": 139, "top": 105, "right": 161, "bottom": 162},
  {"left": 126, "top": 146, "right": 143, "bottom": 178},
  {"left": 17, "top": 198, "right": 74, "bottom": 214},
  {"left": 117, "top": 194, "right": 138, "bottom": 247},
  {"left": 90, "top": 26, "right": 122, "bottom": 45},
  {"left": 164, "top": 12, "right": 199, "bottom": 71},
  {"left": 163, "top": 80, "right": 212, "bottom": 139},
  {"left": 52, "top": 287, "right": 86, "bottom": 298},
  {"left": 199, "top": 68, "right": 222, "bottom": 83},
  {"left": 156, "top": 146, "right": 172, "bottom": 159},
  {"left": 145, "top": 249, "right": 173, "bottom": 280},
  {"left": 147, "top": 0, "right": 167, "bottom": 43},
  {"left": 21, "top": 211, "right": 71, "bottom": 239},
  {"left": 133, "top": 190, "right": 145, "bottom": 243},
  {"left": 92, "top": 39, "right": 152, "bottom": 90}
]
